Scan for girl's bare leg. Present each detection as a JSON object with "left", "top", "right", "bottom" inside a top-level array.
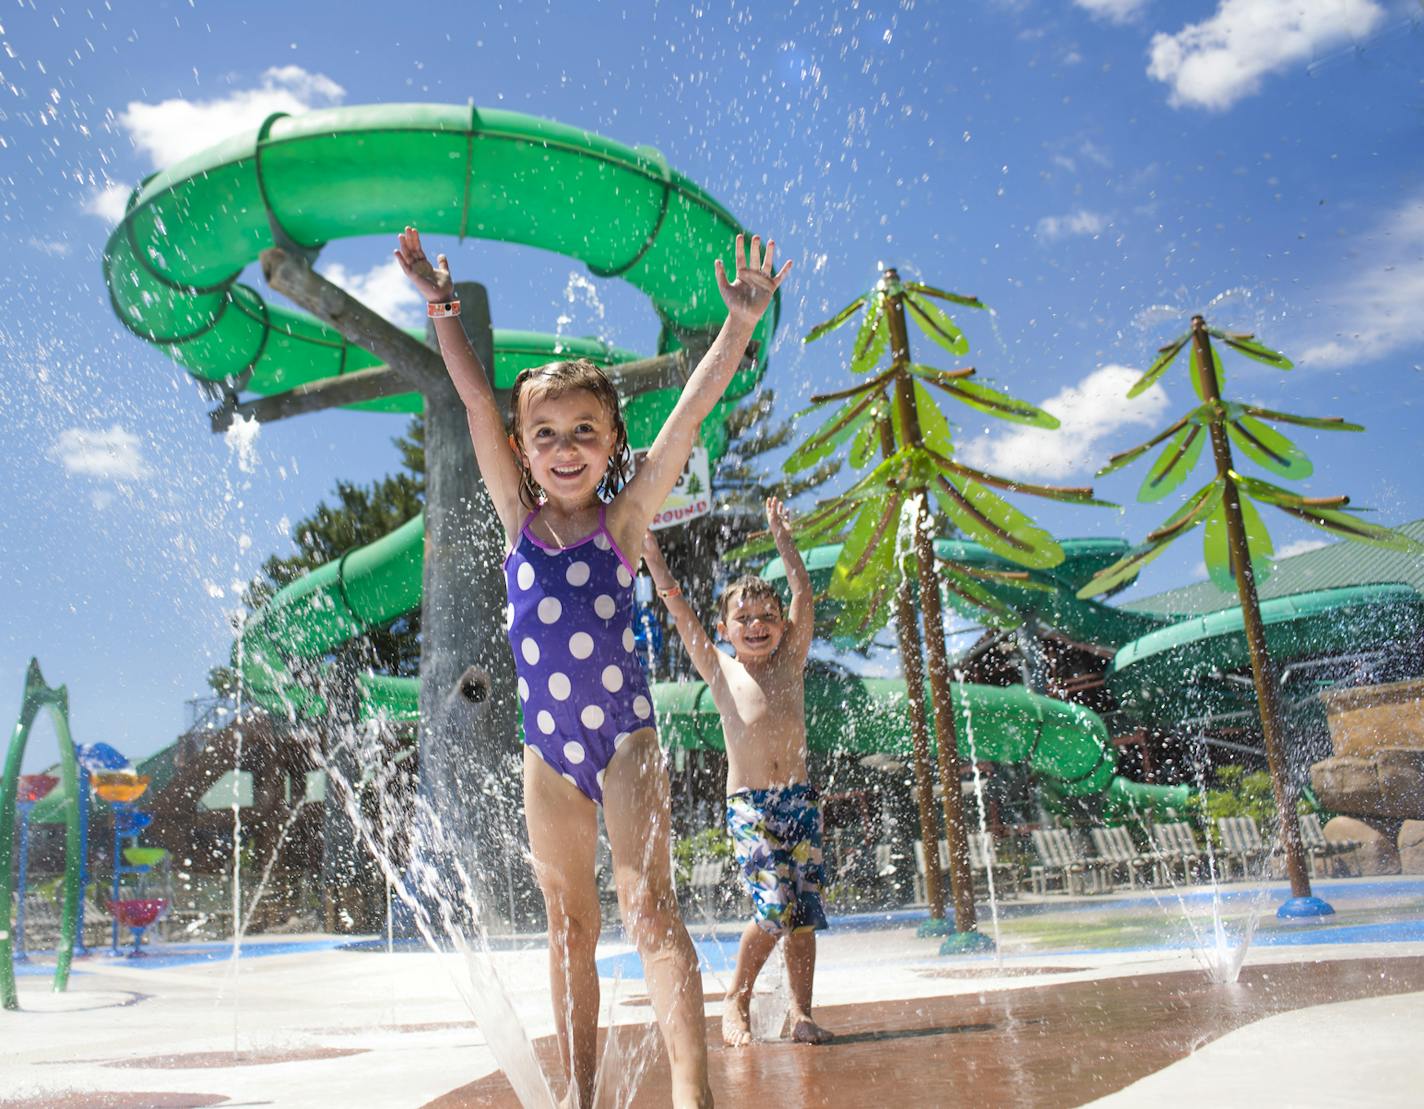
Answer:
[
  {"left": 721, "top": 919, "right": 777, "bottom": 1047},
  {"left": 524, "top": 747, "right": 602, "bottom": 1108},
  {"left": 784, "top": 928, "right": 832, "bottom": 1044},
  {"left": 602, "top": 729, "right": 713, "bottom": 1109}
]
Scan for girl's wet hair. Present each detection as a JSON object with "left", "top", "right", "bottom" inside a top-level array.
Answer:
[{"left": 508, "top": 358, "right": 632, "bottom": 508}]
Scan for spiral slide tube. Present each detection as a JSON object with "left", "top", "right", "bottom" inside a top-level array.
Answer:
[
  {"left": 99, "top": 105, "right": 782, "bottom": 719},
  {"left": 101, "top": 103, "right": 778, "bottom": 452}
]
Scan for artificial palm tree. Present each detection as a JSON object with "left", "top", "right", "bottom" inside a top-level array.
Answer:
[
  {"left": 1079, "top": 315, "right": 1424, "bottom": 916},
  {"left": 744, "top": 269, "right": 1108, "bottom": 949}
]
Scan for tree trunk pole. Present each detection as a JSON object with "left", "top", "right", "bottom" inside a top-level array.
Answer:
[
  {"left": 417, "top": 283, "right": 524, "bottom": 929},
  {"left": 1191, "top": 316, "right": 1312, "bottom": 900},
  {"left": 884, "top": 271, "right": 979, "bottom": 936},
  {"left": 880, "top": 426, "right": 948, "bottom": 922}
]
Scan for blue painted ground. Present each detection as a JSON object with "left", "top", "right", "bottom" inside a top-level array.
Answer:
[{"left": 12, "top": 879, "right": 1423, "bottom": 981}]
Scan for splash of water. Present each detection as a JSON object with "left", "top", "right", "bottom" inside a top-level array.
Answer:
[
  {"left": 223, "top": 414, "right": 262, "bottom": 474},
  {"left": 954, "top": 668, "right": 1002, "bottom": 964}
]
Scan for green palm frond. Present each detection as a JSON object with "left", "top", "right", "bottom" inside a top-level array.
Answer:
[
  {"left": 920, "top": 374, "right": 1058, "bottom": 428},
  {"left": 804, "top": 294, "right": 869, "bottom": 343},
  {"left": 1202, "top": 490, "right": 1274, "bottom": 590},
  {"left": 784, "top": 389, "right": 886, "bottom": 474},
  {"left": 1240, "top": 404, "right": 1364, "bottom": 433},
  {"left": 850, "top": 293, "right": 889, "bottom": 373},
  {"left": 1226, "top": 415, "right": 1312, "bottom": 480},
  {"left": 904, "top": 282, "right": 985, "bottom": 310},
  {"left": 932, "top": 451, "right": 1115, "bottom": 507},
  {"left": 904, "top": 294, "right": 971, "bottom": 357},
  {"left": 930, "top": 473, "right": 1064, "bottom": 568},
  {"left": 1139, "top": 422, "right": 1207, "bottom": 503},
  {"left": 1127, "top": 332, "right": 1189, "bottom": 398},
  {"left": 1206, "top": 328, "right": 1293, "bottom": 370}
]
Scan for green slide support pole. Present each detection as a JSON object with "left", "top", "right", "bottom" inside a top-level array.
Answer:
[{"left": 2, "top": 660, "right": 84, "bottom": 1010}]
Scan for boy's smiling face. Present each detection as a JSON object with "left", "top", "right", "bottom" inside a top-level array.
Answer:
[{"left": 719, "top": 590, "right": 786, "bottom": 661}]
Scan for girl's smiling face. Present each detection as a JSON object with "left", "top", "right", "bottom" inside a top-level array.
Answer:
[{"left": 517, "top": 386, "right": 616, "bottom": 505}]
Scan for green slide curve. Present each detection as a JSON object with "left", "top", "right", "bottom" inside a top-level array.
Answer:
[
  {"left": 654, "top": 671, "right": 1188, "bottom": 821},
  {"left": 101, "top": 103, "right": 779, "bottom": 449},
  {"left": 1107, "top": 583, "right": 1424, "bottom": 724}
]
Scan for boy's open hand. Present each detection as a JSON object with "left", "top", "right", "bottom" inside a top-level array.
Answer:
[
  {"left": 394, "top": 227, "right": 454, "bottom": 303},
  {"left": 716, "top": 233, "right": 792, "bottom": 324},
  {"left": 765, "top": 495, "right": 793, "bottom": 539}
]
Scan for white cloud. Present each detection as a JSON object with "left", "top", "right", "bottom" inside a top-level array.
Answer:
[
  {"left": 1036, "top": 209, "right": 1109, "bottom": 241},
  {"left": 957, "top": 365, "right": 1170, "bottom": 480},
  {"left": 1074, "top": 0, "right": 1149, "bottom": 24},
  {"left": 83, "top": 182, "right": 131, "bottom": 224},
  {"left": 1147, "top": 0, "right": 1386, "bottom": 111},
  {"left": 1298, "top": 191, "right": 1424, "bottom": 369},
  {"left": 319, "top": 258, "right": 425, "bottom": 327},
  {"left": 47, "top": 425, "right": 153, "bottom": 482},
  {"left": 118, "top": 66, "right": 345, "bottom": 169},
  {"left": 26, "top": 236, "right": 73, "bottom": 257},
  {"left": 1274, "top": 538, "right": 1329, "bottom": 560}
]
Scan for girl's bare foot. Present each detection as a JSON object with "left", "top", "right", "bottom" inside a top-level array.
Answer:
[
  {"left": 789, "top": 1013, "right": 833, "bottom": 1045},
  {"left": 721, "top": 993, "right": 753, "bottom": 1047}
]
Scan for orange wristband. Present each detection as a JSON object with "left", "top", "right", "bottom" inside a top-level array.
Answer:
[{"left": 426, "top": 299, "right": 461, "bottom": 318}]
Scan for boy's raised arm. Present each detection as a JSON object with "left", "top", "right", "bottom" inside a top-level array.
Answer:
[
  {"left": 394, "top": 227, "right": 525, "bottom": 538},
  {"left": 611, "top": 234, "right": 791, "bottom": 545},
  {"left": 641, "top": 534, "right": 723, "bottom": 685},
  {"left": 767, "top": 497, "right": 815, "bottom": 663}
]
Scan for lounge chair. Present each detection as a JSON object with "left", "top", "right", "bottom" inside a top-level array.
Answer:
[
  {"left": 1297, "top": 812, "right": 1360, "bottom": 877},
  {"left": 1029, "top": 829, "right": 1108, "bottom": 895},
  {"left": 1215, "top": 816, "right": 1272, "bottom": 879},
  {"left": 1090, "top": 826, "right": 1155, "bottom": 889},
  {"left": 968, "top": 833, "right": 1020, "bottom": 897},
  {"left": 1149, "top": 822, "right": 1205, "bottom": 884}
]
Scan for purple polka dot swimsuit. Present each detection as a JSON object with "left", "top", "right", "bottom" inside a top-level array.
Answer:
[{"left": 503, "top": 504, "right": 655, "bottom": 804}]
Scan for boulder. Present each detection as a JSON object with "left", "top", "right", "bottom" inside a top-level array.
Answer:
[
  {"left": 1322, "top": 678, "right": 1424, "bottom": 757},
  {"left": 1373, "top": 748, "right": 1424, "bottom": 819},
  {"left": 1398, "top": 820, "right": 1424, "bottom": 875},
  {"left": 1325, "top": 815, "right": 1399, "bottom": 875},
  {"left": 1310, "top": 756, "right": 1380, "bottom": 815}
]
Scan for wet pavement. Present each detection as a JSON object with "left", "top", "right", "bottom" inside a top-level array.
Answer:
[
  {"left": 5, "top": 878, "right": 1424, "bottom": 1107},
  {"left": 430, "top": 956, "right": 1424, "bottom": 1108}
]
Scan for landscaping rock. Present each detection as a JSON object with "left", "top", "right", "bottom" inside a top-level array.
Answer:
[
  {"left": 1325, "top": 815, "right": 1399, "bottom": 875},
  {"left": 1373, "top": 748, "right": 1424, "bottom": 818},
  {"left": 1397, "top": 821, "right": 1424, "bottom": 875},
  {"left": 1310, "top": 756, "right": 1380, "bottom": 815}
]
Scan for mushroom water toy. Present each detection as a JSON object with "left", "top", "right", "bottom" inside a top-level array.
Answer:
[{"left": 106, "top": 899, "right": 168, "bottom": 958}]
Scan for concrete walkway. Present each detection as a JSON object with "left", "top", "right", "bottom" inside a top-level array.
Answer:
[{"left": 3, "top": 878, "right": 1423, "bottom": 1106}]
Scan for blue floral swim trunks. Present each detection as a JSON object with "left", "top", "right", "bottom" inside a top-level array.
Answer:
[{"left": 726, "top": 782, "right": 828, "bottom": 936}]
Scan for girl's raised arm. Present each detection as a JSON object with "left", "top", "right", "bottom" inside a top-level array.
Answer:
[
  {"left": 608, "top": 234, "right": 791, "bottom": 551},
  {"left": 642, "top": 533, "right": 724, "bottom": 685},
  {"left": 394, "top": 227, "right": 526, "bottom": 538}
]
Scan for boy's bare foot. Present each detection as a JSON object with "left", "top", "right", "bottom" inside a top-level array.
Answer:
[
  {"left": 789, "top": 1014, "right": 834, "bottom": 1045},
  {"left": 721, "top": 993, "right": 753, "bottom": 1047}
]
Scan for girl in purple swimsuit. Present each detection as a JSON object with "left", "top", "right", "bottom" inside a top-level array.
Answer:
[{"left": 396, "top": 226, "right": 790, "bottom": 1109}]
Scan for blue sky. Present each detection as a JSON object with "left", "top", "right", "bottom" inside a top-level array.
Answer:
[{"left": 1, "top": 0, "right": 1421, "bottom": 768}]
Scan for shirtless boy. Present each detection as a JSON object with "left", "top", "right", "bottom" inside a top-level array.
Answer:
[{"left": 642, "top": 497, "right": 832, "bottom": 1047}]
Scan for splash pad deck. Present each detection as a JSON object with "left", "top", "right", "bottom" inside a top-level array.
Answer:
[{"left": 4, "top": 877, "right": 1424, "bottom": 1107}]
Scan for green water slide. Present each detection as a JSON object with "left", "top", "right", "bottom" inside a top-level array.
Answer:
[
  {"left": 100, "top": 104, "right": 787, "bottom": 718},
  {"left": 1107, "top": 584, "right": 1424, "bottom": 725},
  {"left": 102, "top": 103, "right": 778, "bottom": 446},
  {"left": 653, "top": 671, "right": 1187, "bottom": 820}
]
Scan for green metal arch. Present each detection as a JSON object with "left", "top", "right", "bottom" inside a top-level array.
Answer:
[{"left": 1, "top": 660, "right": 84, "bottom": 1009}]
